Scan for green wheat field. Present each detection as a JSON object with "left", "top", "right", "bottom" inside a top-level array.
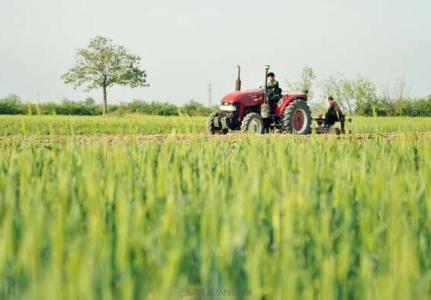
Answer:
[{"left": 1, "top": 115, "right": 431, "bottom": 299}]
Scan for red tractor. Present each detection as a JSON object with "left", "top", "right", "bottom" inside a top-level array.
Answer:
[{"left": 208, "top": 65, "right": 312, "bottom": 135}]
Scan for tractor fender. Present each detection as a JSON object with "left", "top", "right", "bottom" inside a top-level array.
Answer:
[{"left": 275, "top": 95, "right": 308, "bottom": 117}]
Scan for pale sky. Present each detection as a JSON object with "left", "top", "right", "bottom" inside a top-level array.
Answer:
[{"left": 0, "top": 0, "right": 430, "bottom": 105}]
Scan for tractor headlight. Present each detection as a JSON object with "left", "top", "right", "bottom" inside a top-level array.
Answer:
[{"left": 220, "top": 104, "right": 237, "bottom": 112}]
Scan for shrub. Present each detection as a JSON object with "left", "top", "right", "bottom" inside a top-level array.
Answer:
[
  {"left": 356, "top": 97, "right": 431, "bottom": 117},
  {"left": 180, "top": 99, "right": 213, "bottom": 116},
  {"left": 54, "top": 99, "right": 102, "bottom": 116},
  {"left": 0, "top": 95, "right": 25, "bottom": 114}
]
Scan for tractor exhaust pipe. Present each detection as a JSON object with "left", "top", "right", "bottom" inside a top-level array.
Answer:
[
  {"left": 261, "top": 65, "right": 271, "bottom": 118},
  {"left": 264, "top": 65, "right": 270, "bottom": 104},
  {"left": 235, "top": 65, "right": 241, "bottom": 91}
]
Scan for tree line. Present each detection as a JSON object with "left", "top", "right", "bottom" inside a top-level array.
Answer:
[
  {"left": 288, "top": 67, "right": 431, "bottom": 117},
  {"left": 0, "top": 95, "right": 216, "bottom": 117},
  {"left": 2, "top": 93, "right": 430, "bottom": 117}
]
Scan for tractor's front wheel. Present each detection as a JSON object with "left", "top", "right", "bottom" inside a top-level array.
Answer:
[
  {"left": 281, "top": 100, "right": 312, "bottom": 134},
  {"left": 208, "top": 112, "right": 228, "bottom": 135},
  {"left": 241, "top": 113, "right": 264, "bottom": 134}
]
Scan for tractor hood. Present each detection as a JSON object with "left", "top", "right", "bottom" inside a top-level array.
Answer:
[
  {"left": 221, "top": 89, "right": 264, "bottom": 104},
  {"left": 221, "top": 89, "right": 307, "bottom": 106}
]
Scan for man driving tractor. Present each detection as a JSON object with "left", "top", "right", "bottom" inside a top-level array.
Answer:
[{"left": 267, "top": 72, "right": 282, "bottom": 107}]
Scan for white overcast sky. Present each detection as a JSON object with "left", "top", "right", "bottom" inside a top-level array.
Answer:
[{"left": 0, "top": 0, "right": 430, "bottom": 105}]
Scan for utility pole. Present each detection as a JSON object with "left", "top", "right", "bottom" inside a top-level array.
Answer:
[{"left": 208, "top": 83, "right": 212, "bottom": 107}]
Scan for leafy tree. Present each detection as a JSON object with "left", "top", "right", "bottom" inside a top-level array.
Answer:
[
  {"left": 62, "top": 36, "right": 148, "bottom": 114},
  {"left": 345, "top": 77, "right": 377, "bottom": 115},
  {"left": 287, "top": 66, "right": 316, "bottom": 100},
  {"left": 85, "top": 97, "right": 96, "bottom": 105},
  {"left": 320, "top": 75, "right": 377, "bottom": 115}
]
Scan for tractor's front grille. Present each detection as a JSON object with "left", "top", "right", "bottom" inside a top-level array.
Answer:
[{"left": 220, "top": 102, "right": 240, "bottom": 120}]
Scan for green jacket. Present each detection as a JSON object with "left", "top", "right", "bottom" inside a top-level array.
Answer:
[{"left": 267, "top": 79, "right": 280, "bottom": 95}]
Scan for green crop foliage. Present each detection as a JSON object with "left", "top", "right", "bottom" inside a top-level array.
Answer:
[
  {"left": 0, "top": 115, "right": 431, "bottom": 135},
  {"left": 0, "top": 134, "right": 430, "bottom": 299},
  {"left": 0, "top": 115, "right": 207, "bottom": 136}
]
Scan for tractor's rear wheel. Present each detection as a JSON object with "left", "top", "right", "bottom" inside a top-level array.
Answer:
[
  {"left": 241, "top": 113, "right": 264, "bottom": 134},
  {"left": 281, "top": 100, "right": 312, "bottom": 134},
  {"left": 208, "top": 112, "right": 228, "bottom": 135}
]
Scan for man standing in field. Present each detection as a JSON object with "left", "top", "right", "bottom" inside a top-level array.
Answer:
[{"left": 267, "top": 72, "right": 282, "bottom": 107}]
